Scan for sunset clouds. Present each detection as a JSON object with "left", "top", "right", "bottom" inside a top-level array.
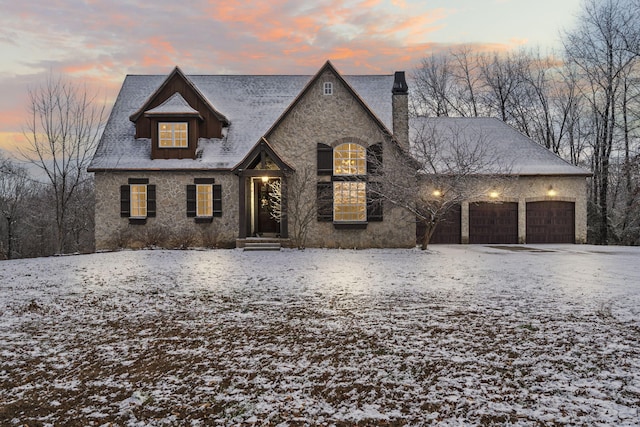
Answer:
[{"left": 0, "top": 0, "right": 581, "bottom": 154}]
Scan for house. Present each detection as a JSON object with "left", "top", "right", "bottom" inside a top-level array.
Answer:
[
  {"left": 88, "top": 61, "right": 415, "bottom": 249},
  {"left": 88, "top": 61, "right": 589, "bottom": 249}
]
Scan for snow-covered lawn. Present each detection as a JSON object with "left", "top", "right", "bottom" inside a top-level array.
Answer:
[{"left": 1, "top": 245, "right": 639, "bottom": 426}]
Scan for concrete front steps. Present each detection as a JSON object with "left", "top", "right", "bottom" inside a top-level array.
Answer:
[{"left": 237, "top": 237, "right": 289, "bottom": 251}]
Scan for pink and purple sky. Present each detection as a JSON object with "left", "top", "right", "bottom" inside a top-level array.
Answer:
[{"left": 0, "top": 0, "right": 582, "bottom": 155}]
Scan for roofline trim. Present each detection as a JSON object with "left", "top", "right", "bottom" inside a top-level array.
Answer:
[
  {"left": 263, "top": 60, "right": 393, "bottom": 141},
  {"left": 128, "top": 66, "right": 230, "bottom": 126}
]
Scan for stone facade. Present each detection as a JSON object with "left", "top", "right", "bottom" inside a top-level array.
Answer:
[
  {"left": 267, "top": 68, "right": 415, "bottom": 248},
  {"left": 94, "top": 171, "right": 238, "bottom": 250}
]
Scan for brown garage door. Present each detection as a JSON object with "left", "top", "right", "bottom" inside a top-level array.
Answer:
[
  {"left": 430, "top": 204, "right": 461, "bottom": 244},
  {"left": 469, "top": 202, "right": 518, "bottom": 244},
  {"left": 526, "top": 201, "right": 575, "bottom": 243}
]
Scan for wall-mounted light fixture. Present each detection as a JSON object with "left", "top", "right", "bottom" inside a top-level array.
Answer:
[
  {"left": 489, "top": 190, "right": 499, "bottom": 199},
  {"left": 432, "top": 189, "right": 442, "bottom": 197},
  {"left": 547, "top": 186, "right": 557, "bottom": 197},
  {"left": 261, "top": 176, "right": 269, "bottom": 183}
]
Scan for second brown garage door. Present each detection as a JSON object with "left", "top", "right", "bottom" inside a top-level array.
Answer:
[
  {"left": 469, "top": 202, "right": 518, "bottom": 244},
  {"left": 526, "top": 201, "right": 575, "bottom": 243}
]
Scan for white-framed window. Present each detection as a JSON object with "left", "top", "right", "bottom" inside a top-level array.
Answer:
[
  {"left": 333, "top": 181, "right": 366, "bottom": 222},
  {"left": 197, "top": 184, "right": 213, "bottom": 217},
  {"left": 159, "top": 122, "right": 188, "bottom": 148},
  {"left": 324, "top": 82, "right": 333, "bottom": 95},
  {"left": 333, "top": 143, "right": 366, "bottom": 175},
  {"left": 130, "top": 185, "right": 147, "bottom": 218}
]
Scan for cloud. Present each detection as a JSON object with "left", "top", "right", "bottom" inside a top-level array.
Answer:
[{"left": 0, "top": 0, "right": 525, "bottom": 147}]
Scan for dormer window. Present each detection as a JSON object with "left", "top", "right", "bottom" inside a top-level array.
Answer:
[
  {"left": 324, "top": 82, "right": 333, "bottom": 95},
  {"left": 159, "top": 122, "right": 188, "bottom": 148}
]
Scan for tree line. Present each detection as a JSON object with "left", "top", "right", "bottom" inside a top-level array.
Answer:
[
  {"left": 0, "top": 156, "right": 95, "bottom": 259},
  {"left": 0, "top": 74, "right": 103, "bottom": 259},
  {"left": 411, "top": 0, "right": 640, "bottom": 245},
  {"left": 1, "top": 0, "right": 639, "bottom": 259}
]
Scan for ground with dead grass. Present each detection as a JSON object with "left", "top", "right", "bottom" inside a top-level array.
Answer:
[{"left": 1, "top": 245, "right": 639, "bottom": 426}]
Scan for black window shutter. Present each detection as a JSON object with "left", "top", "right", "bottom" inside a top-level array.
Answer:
[
  {"left": 367, "top": 143, "right": 383, "bottom": 176},
  {"left": 317, "top": 143, "right": 333, "bottom": 176},
  {"left": 213, "top": 184, "right": 222, "bottom": 217},
  {"left": 317, "top": 181, "right": 333, "bottom": 221},
  {"left": 186, "top": 185, "right": 196, "bottom": 217},
  {"left": 147, "top": 185, "right": 156, "bottom": 217},
  {"left": 367, "top": 181, "right": 383, "bottom": 222},
  {"left": 120, "top": 185, "right": 131, "bottom": 217}
]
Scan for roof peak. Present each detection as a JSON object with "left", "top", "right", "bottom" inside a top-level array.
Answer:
[{"left": 144, "top": 92, "right": 200, "bottom": 116}]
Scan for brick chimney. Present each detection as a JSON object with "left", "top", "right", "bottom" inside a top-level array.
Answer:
[{"left": 392, "top": 71, "right": 409, "bottom": 151}]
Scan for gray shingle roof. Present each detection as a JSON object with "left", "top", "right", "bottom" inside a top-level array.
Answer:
[
  {"left": 144, "top": 92, "right": 200, "bottom": 116},
  {"left": 409, "top": 117, "right": 591, "bottom": 176},
  {"left": 89, "top": 73, "right": 395, "bottom": 171}
]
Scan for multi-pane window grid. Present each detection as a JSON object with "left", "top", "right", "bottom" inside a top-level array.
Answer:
[
  {"left": 333, "top": 143, "right": 367, "bottom": 222},
  {"left": 159, "top": 122, "right": 188, "bottom": 147},
  {"left": 130, "top": 185, "right": 147, "bottom": 218},
  {"left": 333, "top": 143, "right": 366, "bottom": 175},
  {"left": 197, "top": 184, "right": 213, "bottom": 217},
  {"left": 324, "top": 82, "right": 333, "bottom": 95},
  {"left": 334, "top": 182, "right": 366, "bottom": 222}
]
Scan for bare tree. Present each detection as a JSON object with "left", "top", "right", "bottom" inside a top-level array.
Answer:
[
  {"left": 450, "top": 45, "right": 483, "bottom": 117},
  {"left": 412, "top": 46, "right": 485, "bottom": 118},
  {"left": 20, "top": 74, "right": 106, "bottom": 254},
  {"left": 0, "top": 157, "right": 30, "bottom": 259},
  {"left": 269, "top": 167, "right": 318, "bottom": 249},
  {"left": 415, "top": 120, "right": 514, "bottom": 249},
  {"left": 563, "top": 0, "right": 640, "bottom": 244},
  {"left": 478, "top": 51, "right": 528, "bottom": 123},
  {"left": 65, "top": 175, "right": 95, "bottom": 253},
  {"left": 554, "top": 63, "right": 590, "bottom": 166},
  {"left": 413, "top": 53, "right": 455, "bottom": 116},
  {"left": 374, "top": 119, "right": 513, "bottom": 250}
]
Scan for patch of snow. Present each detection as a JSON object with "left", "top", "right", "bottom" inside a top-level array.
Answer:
[{"left": 0, "top": 245, "right": 639, "bottom": 424}]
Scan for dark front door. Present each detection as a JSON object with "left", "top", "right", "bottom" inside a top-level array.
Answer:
[
  {"left": 469, "top": 202, "right": 518, "bottom": 244},
  {"left": 255, "top": 179, "right": 279, "bottom": 235}
]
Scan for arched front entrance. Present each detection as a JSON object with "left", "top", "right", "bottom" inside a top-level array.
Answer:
[{"left": 234, "top": 139, "right": 292, "bottom": 239}]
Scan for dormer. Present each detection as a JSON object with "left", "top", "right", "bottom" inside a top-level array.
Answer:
[
  {"left": 129, "top": 66, "right": 229, "bottom": 160},
  {"left": 144, "top": 93, "right": 202, "bottom": 159}
]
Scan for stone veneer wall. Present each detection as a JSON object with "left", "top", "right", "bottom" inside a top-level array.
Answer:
[
  {"left": 94, "top": 171, "right": 238, "bottom": 250},
  {"left": 428, "top": 175, "right": 587, "bottom": 244},
  {"left": 267, "top": 68, "right": 416, "bottom": 248}
]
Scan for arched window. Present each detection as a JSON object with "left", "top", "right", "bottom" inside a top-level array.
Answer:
[{"left": 333, "top": 143, "right": 366, "bottom": 176}]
